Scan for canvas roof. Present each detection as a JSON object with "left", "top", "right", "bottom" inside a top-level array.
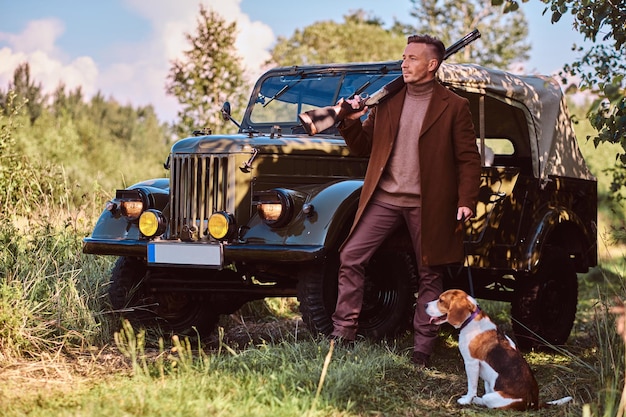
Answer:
[{"left": 437, "top": 63, "right": 596, "bottom": 182}]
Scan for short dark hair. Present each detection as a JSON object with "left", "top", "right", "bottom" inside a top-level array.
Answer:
[{"left": 407, "top": 34, "right": 445, "bottom": 69}]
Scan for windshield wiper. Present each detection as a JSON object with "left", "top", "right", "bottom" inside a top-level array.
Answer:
[
  {"left": 348, "top": 64, "right": 393, "bottom": 100},
  {"left": 262, "top": 71, "right": 306, "bottom": 107}
]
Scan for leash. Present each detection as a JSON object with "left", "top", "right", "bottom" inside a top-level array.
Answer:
[
  {"left": 464, "top": 232, "right": 475, "bottom": 298},
  {"left": 445, "top": 215, "right": 476, "bottom": 298},
  {"left": 461, "top": 214, "right": 475, "bottom": 298}
]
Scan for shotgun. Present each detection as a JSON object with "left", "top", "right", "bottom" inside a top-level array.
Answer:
[{"left": 298, "top": 29, "right": 481, "bottom": 135}]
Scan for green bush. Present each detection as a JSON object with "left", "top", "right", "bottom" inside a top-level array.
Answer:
[{"left": 0, "top": 90, "right": 115, "bottom": 360}]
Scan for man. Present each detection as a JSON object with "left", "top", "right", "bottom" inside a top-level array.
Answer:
[{"left": 330, "top": 34, "right": 481, "bottom": 367}]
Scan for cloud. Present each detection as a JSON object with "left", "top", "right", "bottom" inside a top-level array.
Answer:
[
  {"left": 236, "top": 18, "right": 275, "bottom": 78},
  {"left": 124, "top": 0, "right": 275, "bottom": 82},
  {"left": 113, "top": 0, "right": 275, "bottom": 120},
  {"left": 0, "top": 18, "right": 65, "bottom": 56},
  {"left": 0, "top": 19, "right": 99, "bottom": 97},
  {"left": 0, "top": 1, "right": 275, "bottom": 123}
]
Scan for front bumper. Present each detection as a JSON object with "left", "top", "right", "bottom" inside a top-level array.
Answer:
[{"left": 82, "top": 237, "right": 326, "bottom": 264}]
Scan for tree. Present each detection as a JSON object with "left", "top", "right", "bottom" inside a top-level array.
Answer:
[
  {"left": 269, "top": 11, "right": 407, "bottom": 66},
  {"left": 4, "top": 63, "right": 45, "bottom": 125},
  {"left": 1, "top": 64, "right": 171, "bottom": 206},
  {"left": 501, "top": 0, "right": 626, "bottom": 200},
  {"left": 269, "top": 6, "right": 528, "bottom": 70},
  {"left": 51, "top": 83, "right": 84, "bottom": 121},
  {"left": 407, "top": 0, "right": 531, "bottom": 68},
  {"left": 165, "top": 5, "right": 247, "bottom": 137}
]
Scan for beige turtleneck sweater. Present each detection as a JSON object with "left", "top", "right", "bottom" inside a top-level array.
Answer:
[{"left": 373, "top": 79, "right": 435, "bottom": 207}]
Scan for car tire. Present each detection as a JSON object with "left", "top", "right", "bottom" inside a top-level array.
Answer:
[
  {"left": 296, "top": 250, "right": 417, "bottom": 340},
  {"left": 109, "top": 256, "right": 219, "bottom": 338},
  {"left": 511, "top": 245, "right": 578, "bottom": 350}
]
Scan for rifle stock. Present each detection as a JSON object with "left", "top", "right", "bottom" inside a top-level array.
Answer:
[{"left": 298, "top": 29, "right": 481, "bottom": 135}]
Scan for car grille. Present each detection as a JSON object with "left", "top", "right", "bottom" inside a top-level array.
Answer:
[{"left": 169, "top": 154, "right": 231, "bottom": 241}]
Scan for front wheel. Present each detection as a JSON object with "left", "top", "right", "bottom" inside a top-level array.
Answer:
[
  {"left": 511, "top": 246, "right": 578, "bottom": 350},
  {"left": 297, "top": 250, "right": 417, "bottom": 340},
  {"left": 109, "top": 257, "right": 220, "bottom": 338}
]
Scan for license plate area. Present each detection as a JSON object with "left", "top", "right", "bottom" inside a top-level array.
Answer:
[{"left": 147, "top": 242, "right": 223, "bottom": 268}]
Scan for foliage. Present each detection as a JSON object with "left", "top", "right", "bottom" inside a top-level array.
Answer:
[
  {"left": 165, "top": 4, "right": 248, "bottom": 138},
  {"left": 270, "top": 6, "right": 529, "bottom": 70},
  {"left": 502, "top": 0, "right": 626, "bottom": 200},
  {"left": 408, "top": 0, "right": 531, "bottom": 68},
  {"left": 0, "top": 92, "right": 24, "bottom": 213},
  {"left": 570, "top": 102, "right": 626, "bottom": 248},
  {"left": 0, "top": 92, "right": 68, "bottom": 216},
  {"left": 0, "top": 67, "right": 171, "bottom": 208},
  {"left": 3, "top": 62, "right": 45, "bottom": 125},
  {"left": 269, "top": 11, "right": 407, "bottom": 66},
  {"left": 0, "top": 218, "right": 112, "bottom": 361},
  {"left": 0, "top": 64, "right": 168, "bottom": 362},
  {"left": 0, "top": 103, "right": 112, "bottom": 361}
]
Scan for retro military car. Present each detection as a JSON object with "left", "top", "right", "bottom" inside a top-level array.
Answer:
[{"left": 83, "top": 59, "right": 597, "bottom": 349}]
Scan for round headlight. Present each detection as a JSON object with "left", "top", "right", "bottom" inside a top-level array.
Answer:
[
  {"left": 208, "top": 211, "right": 235, "bottom": 240},
  {"left": 255, "top": 189, "right": 293, "bottom": 228},
  {"left": 258, "top": 202, "right": 283, "bottom": 222},
  {"left": 121, "top": 200, "right": 144, "bottom": 219},
  {"left": 139, "top": 209, "right": 166, "bottom": 237}
]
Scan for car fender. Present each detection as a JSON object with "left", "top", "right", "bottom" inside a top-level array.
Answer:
[
  {"left": 243, "top": 180, "right": 362, "bottom": 250},
  {"left": 521, "top": 206, "right": 589, "bottom": 273},
  {"left": 86, "top": 178, "right": 169, "bottom": 242}
]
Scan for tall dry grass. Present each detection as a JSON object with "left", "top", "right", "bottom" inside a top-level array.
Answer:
[{"left": 1, "top": 93, "right": 115, "bottom": 362}]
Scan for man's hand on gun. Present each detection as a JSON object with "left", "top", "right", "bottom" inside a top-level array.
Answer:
[{"left": 337, "top": 96, "right": 369, "bottom": 121}]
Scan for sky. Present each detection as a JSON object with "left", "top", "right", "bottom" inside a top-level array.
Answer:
[{"left": 0, "top": 0, "right": 589, "bottom": 123}]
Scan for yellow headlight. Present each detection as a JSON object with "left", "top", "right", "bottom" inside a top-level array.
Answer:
[
  {"left": 139, "top": 210, "right": 166, "bottom": 237},
  {"left": 208, "top": 212, "right": 234, "bottom": 240}
]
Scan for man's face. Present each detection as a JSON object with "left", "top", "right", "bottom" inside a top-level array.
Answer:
[{"left": 401, "top": 42, "right": 439, "bottom": 85}]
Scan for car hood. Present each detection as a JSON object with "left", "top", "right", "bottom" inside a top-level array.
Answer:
[{"left": 170, "top": 134, "right": 352, "bottom": 157}]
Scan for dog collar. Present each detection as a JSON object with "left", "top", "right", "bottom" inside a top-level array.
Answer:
[{"left": 459, "top": 307, "right": 481, "bottom": 331}]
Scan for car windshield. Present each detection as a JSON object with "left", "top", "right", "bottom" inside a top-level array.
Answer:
[{"left": 249, "top": 71, "right": 401, "bottom": 126}]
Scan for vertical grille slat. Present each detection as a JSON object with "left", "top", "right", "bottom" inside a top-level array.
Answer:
[
  {"left": 209, "top": 156, "right": 216, "bottom": 212},
  {"left": 220, "top": 158, "right": 228, "bottom": 210},
  {"left": 171, "top": 157, "right": 178, "bottom": 235},
  {"left": 191, "top": 157, "right": 198, "bottom": 227},
  {"left": 169, "top": 154, "right": 229, "bottom": 241},
  {"left": 198, "top": 157, "right": 207, "bottom": 233},
  {"left": 204, "top": 157, "right": 211, "bottom": 225}
]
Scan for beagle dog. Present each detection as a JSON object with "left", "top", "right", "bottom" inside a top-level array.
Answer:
[{"left": 425, "top": 289, "right": 572, "bottom": 410}]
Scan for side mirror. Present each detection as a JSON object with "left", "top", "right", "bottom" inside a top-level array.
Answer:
[
  {"left": 221, "top": 101, "right": 246, "bottom": 131},
  {"left": 221, "top": 102, "right": 232, "bottom": 121}
]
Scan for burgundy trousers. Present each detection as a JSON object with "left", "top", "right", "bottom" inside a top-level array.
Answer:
[{"left": 331, "top": 200, "right": 443, "bottom": 356}]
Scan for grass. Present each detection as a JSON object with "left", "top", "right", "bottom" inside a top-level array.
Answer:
[
  {"left": 0, "top": 327, "right": 579, "bottom": 417},
  {"left": 0, "top": 262, "right": 623, "bottom": 417}
]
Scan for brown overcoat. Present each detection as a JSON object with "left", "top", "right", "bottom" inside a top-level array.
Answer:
[{"left": 339, "top": 81, "right": 481, "bottom": 266}]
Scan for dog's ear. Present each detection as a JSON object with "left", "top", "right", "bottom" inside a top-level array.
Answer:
[{"left": 448, "top": 295, "right": 474, "bottom": 327}]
